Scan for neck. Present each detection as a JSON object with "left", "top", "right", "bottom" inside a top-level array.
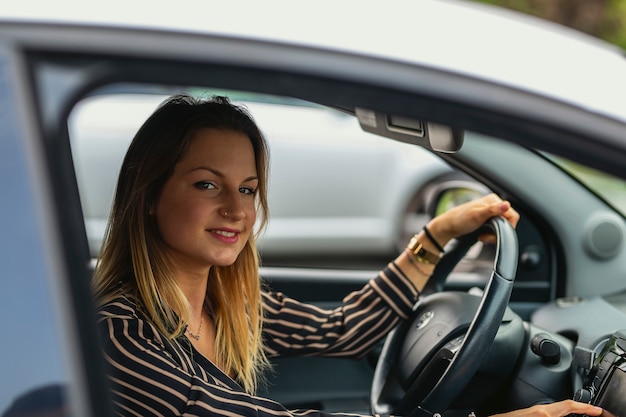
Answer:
[{"left": 175, "top": 268, "right": 211, "bottom": 318}]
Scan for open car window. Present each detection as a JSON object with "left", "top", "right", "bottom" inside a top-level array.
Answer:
[{"left": 68, "top": 88, "right": 467, "bottom": 270}]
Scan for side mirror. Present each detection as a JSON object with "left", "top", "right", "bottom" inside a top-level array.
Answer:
[
  {"left": 355, "top": 108, "right": 464, "bottom": 153},
  {"left": 431, "top": 184, "right": 489, "bottom": 217}
]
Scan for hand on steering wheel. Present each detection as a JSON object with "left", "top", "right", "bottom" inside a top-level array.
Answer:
[{"left": 427, "top": 193, "right": 520, "bottom": 248}]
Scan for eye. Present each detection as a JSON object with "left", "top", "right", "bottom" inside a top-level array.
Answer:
[
  {"left": 194, "top": 181, "right": 216, "bottom": 190},
  {"left": 240, "top": 186, "right": 257, "bottom": 195}
]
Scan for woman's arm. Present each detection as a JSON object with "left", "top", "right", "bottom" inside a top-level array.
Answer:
[
  {"left": 263, "top": 261, "right": 418, "bottom": 359},
  {"left": 263, "top": 194, "right": 520, "bottom": 360}
]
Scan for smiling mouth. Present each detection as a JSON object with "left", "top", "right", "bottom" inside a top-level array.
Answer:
[{"left": 212, "top": 230, "right": 237, "bottom": 237}]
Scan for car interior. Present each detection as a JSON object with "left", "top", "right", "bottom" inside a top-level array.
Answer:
[{"left": 2, "top": 20, "right": 626, "bottom": 417}]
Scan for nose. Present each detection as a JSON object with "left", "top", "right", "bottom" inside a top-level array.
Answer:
[{"left": 220, "top": 189, "right": 245, "bottom": 220}]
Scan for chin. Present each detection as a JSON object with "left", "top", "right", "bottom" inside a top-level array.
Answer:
[
  {"left": 212, "top": 260, "right": 238, "bottom": 268},
  {"left": 208, "top": 253, "right": 241, "bottom": 268}
]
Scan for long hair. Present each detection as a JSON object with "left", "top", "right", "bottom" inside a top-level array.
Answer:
[{"left": 92, "top": 94, "right": 270, "bottom": 393}]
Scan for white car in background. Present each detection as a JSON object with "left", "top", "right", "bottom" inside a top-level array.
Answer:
[{"left": 70, "top": 92, "right": 473, "bottom": 265}]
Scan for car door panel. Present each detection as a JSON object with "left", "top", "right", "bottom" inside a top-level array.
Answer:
[{"left": 260, "top": 268, "right": 377, "bottom": 413}]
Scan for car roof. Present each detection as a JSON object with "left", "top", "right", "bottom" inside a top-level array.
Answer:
[{"left": 2, "top": 0, "right": 626, "bottom": 124}]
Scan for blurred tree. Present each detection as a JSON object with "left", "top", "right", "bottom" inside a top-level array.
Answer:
[{"left": 477, "top": 0, "right": 626, "bottom": 49}]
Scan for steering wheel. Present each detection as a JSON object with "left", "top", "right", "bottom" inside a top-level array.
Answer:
[{"left": 371, "top": 216, "right": 518, "bottom": 417}]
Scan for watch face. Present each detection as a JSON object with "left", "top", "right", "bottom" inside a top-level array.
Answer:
[
  {"left": 413, "top": 244, "right": 439, "bottom": 264},
  {"left": 407, "top": 235, "right": 440, "bottom": 264}
]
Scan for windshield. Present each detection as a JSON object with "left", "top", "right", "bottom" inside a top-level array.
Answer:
[{"left": 544, "top": 153, "right": 626, "bottom": 217}]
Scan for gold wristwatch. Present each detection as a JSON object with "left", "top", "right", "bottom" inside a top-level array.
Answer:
[{"left": 407, "top": 234, "right": 442, "bottom": 265}]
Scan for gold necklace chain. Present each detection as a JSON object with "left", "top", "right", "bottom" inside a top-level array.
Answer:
[{"left": 186, "top": 313, "right": 204, "bottom": 341}]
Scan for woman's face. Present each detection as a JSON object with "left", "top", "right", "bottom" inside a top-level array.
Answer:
[{"left": 154, "top": 128, "right": 258, "bottom": 274}]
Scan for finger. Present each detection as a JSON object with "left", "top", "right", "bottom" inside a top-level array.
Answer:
[
  {"left": 501, "top": 211, "right": 520, "bottom": 228},
  {"left": 476, "top": 202, "right": 519, "bottom": 243},
  {"left": 473, "top": 201, "right": 514, "bottom": 229},
  {"left": 478, "top": 233, "right": 497, "bottom": 244},
  {"left": 546, "top": 400, "right": 603, "bottom": 417},
  {"left": 491, "top": 401, "right": 603, "bottom": 417},
  {"left": 494, "top": 201, "right": 520, "bottom": 228}
]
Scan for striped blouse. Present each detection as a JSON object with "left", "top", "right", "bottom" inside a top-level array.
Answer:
[{"left": 97, "top": 262, "right": 419, "bottom": 417}]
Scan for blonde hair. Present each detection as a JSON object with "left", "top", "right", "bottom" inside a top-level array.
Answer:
[{"left": 93, "top": 94, "right": 270, "bottom": 393}]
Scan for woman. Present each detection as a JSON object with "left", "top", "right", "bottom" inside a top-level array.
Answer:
[{"left": 93, "top": 94, "right": 602, "bottom": 417}]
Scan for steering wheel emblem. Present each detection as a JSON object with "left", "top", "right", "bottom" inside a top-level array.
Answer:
[{"left": 415, "top": 310, "right": 434, "bottom": 329}]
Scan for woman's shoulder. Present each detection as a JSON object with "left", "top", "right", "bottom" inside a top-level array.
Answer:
[
  {"left": 97, "top": 293, "right": 140, "bottom": 321},
  {"left": 96, "top": 292, "right": 172, "bottom": 358}
]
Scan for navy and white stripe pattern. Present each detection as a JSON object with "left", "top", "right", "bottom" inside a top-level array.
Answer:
[{"left": 97, "top": 262, "right": 418, "bottom": 417}]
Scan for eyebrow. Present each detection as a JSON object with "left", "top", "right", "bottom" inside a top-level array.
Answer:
[{"left": 191, "top": 166, "right": 258, "bottom": 183}]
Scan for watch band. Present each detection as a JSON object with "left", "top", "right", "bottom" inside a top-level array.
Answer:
[{"left": 407, "top": 234, "right": 442, "bottom": 265}]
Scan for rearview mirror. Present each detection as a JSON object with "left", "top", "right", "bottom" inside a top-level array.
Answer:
[{"left": 355, "top": 108, "right": 463, "bottom": 153}]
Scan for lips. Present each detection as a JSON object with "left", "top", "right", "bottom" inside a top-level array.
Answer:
[
  {"left": 209, "top": 228, "right": 239, "bottom": 243},
  {"left": 212, "top": 230, "right": 236, "bottom": 238}
]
